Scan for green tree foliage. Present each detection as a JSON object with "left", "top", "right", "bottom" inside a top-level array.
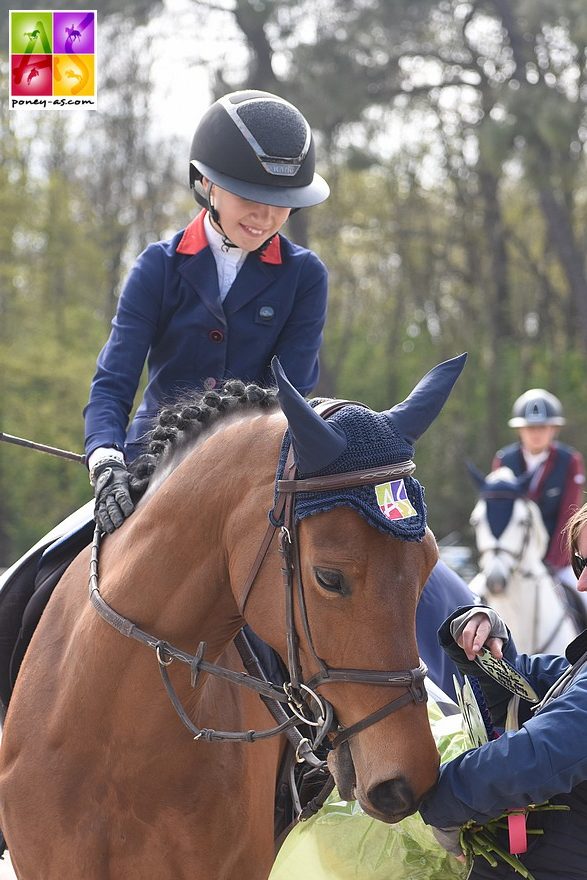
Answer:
[
  {"left": 0, "top": 23, "right": 185, "bottom": 563},
  {"left": 311, "top": 155, "right": 587, "bottom": 539},
  {"left": 0, "top": 108, "right": 106, "bottom": 557},
  {"left": 212, "top": 0, "right": 587, "bottom": 541}
]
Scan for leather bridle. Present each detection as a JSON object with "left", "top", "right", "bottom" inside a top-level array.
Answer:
[
  {"left": 476, "top": 496, "right": 568, "bottom": 652},
  {"left": 88, "top": 400, "right": 428, "bottom": 761},
  {"left": 476, "top": 494, "right": 534, "bottom": 577}
]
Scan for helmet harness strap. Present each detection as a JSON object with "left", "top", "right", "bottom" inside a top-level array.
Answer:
[{"left": 206, "top": 181, "right": 238, "bottom": 252}]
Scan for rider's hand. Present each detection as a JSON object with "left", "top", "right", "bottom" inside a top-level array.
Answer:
[
  {"left": 431, "top": 826, "right": 466, "bottom": 862},
  {"left": 92, "top": 459, "right": 134, "bottom": 534}
]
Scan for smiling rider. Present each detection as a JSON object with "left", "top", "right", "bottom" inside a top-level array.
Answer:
[{"left": 83, "top": 89, "right": 330, "bottom": 535}]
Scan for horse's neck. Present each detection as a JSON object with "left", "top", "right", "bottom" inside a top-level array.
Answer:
[{"left": 98, "top": 413, "right": 282, "bottom": 657}]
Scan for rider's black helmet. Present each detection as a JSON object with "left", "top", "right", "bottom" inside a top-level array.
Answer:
[
  {"left": 189, "top": 90, "right": 329, "bottom": 209},
  {"left": 508, "top": 389, "right": 566, "bottom": 427}
]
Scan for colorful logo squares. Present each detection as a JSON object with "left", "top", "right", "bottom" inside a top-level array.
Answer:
[{"left": 10, "top": 10, "right": 97, "bottom": 104}]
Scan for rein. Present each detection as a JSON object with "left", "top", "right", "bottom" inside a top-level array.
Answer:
[{"left": 88, "top": 400, "right": 428, "bottom": 762}]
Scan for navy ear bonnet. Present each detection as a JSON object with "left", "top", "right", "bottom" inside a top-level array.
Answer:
[
  {"left": 468, "top": 464, "right": 531, "bottom": 539},
  {"left": 275, "top": 405, "right": 427, "bottom": 541},
  {"left": 272, "top": 353, "right": 467, "bottom": 542}
]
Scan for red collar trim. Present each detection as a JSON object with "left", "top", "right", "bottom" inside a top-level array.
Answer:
[
  {"left": 260, "top": 235, "right": 282, "bottom": 264},
  {"left": 176, "top": 210, "right": 208, "bottom": 255},
  {"left": 176, "top": 209, "right": 283, "bottom": 264}
]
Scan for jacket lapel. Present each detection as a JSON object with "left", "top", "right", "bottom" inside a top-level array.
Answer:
[
  {"left": 177, "top": 249, "right": 226, "bottom": 325},
  {"left": 222, "top": 256, "right": 278, "bottom": 316}
]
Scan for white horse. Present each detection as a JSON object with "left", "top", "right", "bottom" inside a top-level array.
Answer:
[{"left": 469, "top": 466, "right": 581, "bottom": 654}]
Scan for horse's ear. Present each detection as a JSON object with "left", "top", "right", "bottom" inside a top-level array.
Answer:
[
  {"left": 466, "top": 460, "right": 487, "bottom": 491},
  {"left": 271, "top": 357, "right": 347, "bottom": 474},
  {"left": 386, "top": 354, "right": 467, "bottom": 444}
]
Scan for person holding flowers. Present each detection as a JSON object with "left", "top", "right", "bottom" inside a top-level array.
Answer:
[{"left": 419, "top": 502, "right": 587, "bottom": 879}]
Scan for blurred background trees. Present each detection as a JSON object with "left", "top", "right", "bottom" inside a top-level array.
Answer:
[{"left": 1, "top": 0, "right": 586, "bottom": 564}]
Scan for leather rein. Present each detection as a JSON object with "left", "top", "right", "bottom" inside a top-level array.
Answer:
[{"left": 88, "top": 400, "right": 428, "bottom": 761}]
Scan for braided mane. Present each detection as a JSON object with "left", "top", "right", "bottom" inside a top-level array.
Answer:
[{"left": 128, "top": 380, "right": 279, "bottom": 502}]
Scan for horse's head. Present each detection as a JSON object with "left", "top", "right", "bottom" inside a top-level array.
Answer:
[
  {"left": 468, "top": 464, "right": 549, "bottom": 594},
  {"left": 232, "top": 354, "right": 466, "bottom": 824}
]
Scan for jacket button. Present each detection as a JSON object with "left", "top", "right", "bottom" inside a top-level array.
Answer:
[{"left": 209, "top": 329, "right": 224, "bottom": 343}]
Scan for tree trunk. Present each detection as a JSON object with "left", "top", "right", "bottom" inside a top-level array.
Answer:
[
  {"left": 537, "top": 185, "right": 587, "bottom": 353},
  {"left": 478, "top": 167, "right": 510, "bottom": 452}
]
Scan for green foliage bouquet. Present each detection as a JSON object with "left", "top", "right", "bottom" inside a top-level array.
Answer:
[
  {"left": 269, "top": 694, "right": 568, "bottom": 880},
  {"left": 269, "top": 699, "right": 470, "bottom": 880}
]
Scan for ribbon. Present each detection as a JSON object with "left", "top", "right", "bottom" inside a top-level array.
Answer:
[{"left": 507, "top": 810, "right": 528, "bottom": 855}]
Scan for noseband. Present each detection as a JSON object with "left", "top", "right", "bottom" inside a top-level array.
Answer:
[{"left": 88, "top": 400, "right": 428, "bottom": 763}]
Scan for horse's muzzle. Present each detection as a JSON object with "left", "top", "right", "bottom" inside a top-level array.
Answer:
[
  {"left": 328, "top": 744, "right": 420, "bottom": 824},
  {"left": 363, "top": 776, "right": 419, "bottom": 823},
  {"left": 486, "top": 572, "right": 507, "bottom": 595}
]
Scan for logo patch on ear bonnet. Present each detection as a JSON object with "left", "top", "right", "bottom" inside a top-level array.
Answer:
[{"left": 375, "top": 479, "right": 418, "bottom": 521}]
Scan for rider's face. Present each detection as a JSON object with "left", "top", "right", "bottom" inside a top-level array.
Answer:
[
  {"left": 202, "top": 179, "right": 290, "bottom": 251},
  {"left": 517, "top": 425, "right": 558, "bottom": 455}
]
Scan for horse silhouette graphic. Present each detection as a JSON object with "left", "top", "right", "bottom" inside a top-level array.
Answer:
[
  {"left": 65, "top": 25, "right": 82, "bottom": 50},
  {"left": 21, "top": 21, "right": 51, "bottom": 54}
]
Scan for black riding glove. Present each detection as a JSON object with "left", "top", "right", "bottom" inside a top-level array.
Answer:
[{"left": 92, "top": 459, "right": 134, "bottom": 534}]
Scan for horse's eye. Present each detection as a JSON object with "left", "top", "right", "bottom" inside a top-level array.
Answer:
[{"left": 314, "top": 568, "right": 346, "bottom": 594}]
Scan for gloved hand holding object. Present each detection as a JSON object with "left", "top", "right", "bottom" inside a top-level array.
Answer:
[{"left": 92, "top": 458, "right": 134, "bottom": 534}]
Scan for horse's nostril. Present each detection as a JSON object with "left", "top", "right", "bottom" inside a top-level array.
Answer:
[{"left": 367, "top": 776, "right": 416, "bottom": 819}]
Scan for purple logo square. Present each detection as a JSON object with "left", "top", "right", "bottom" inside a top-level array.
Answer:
[{"left": 53, "top": 11, "right": 95, "bottom": 54}]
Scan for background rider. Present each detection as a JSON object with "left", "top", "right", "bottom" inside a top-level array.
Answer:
[{"left": 493, "top": 388, "right": 585, "bottom": 591}]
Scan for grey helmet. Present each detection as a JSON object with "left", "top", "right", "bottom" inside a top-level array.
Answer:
[
  {"left": 189, "top": 90, "right": 329, "bottom": 209},
  {"left": 508, "top": 389, "right": 566, "bottom": 427}
]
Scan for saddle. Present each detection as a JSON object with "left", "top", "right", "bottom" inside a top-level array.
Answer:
[{"left": 0, "top": 502, "right": 95, "bottom": 715}]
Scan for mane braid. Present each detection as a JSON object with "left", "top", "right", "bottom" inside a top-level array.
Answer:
[{"left": 128, "top": 380, "right": 278, "bottom": 502}]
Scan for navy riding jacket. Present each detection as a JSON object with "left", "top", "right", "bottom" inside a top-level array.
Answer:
[
  {"left": 84, "top": 210, "right": 328, "bottom": 460},
  {"left": 420, "top": 606, "right": 587, "bottom": 879},
  {"left": 493, "top": 442, "right": 585, "bottom": 568}
]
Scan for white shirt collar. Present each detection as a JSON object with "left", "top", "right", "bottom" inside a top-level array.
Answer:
[
  {"left": 204, "top": 212, "right": 247, "bottom": 301},
  {"left": 522, "top": 448, "right": 550, "bottom": 471},
  {"left": 204, "top": 212, "right": 244, "bottom": 265}
]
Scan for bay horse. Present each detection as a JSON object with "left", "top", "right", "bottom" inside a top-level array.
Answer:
[
  {"left": 0, "top": 355, "right": 466, "bottom": 880},
  {"left": 468, "top": 465, "right": 581, "bottom": 654}
]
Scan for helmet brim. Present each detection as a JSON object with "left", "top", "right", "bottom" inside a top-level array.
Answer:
[
  {"left": 192, "top": 160, "right": 330, "bottom": 209},
  {"left": 508, "top": 417, "right": 566, "bottom": 427}
]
